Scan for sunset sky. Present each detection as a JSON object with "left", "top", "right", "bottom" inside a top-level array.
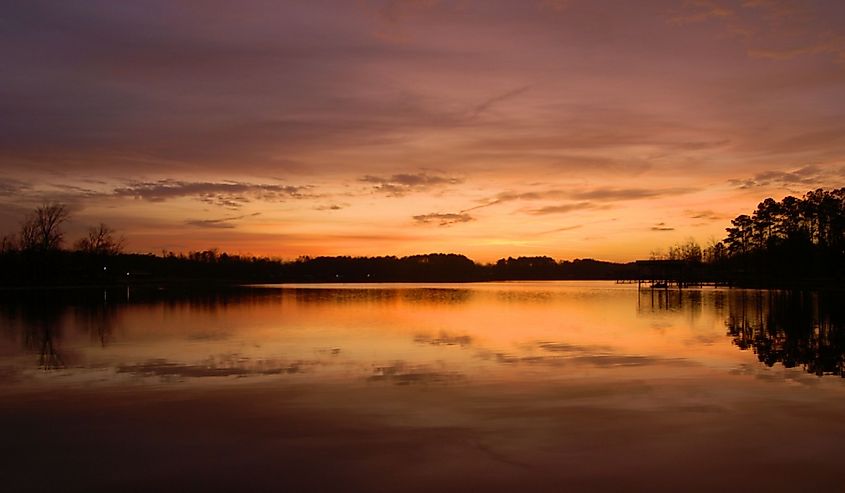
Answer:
[{"left": 2, "top": 0, "right": 844, "bottom": 262}]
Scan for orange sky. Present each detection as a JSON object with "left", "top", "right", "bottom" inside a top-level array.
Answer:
[{"left": 1, "top": 0, "right": 844, "bottom": 262}]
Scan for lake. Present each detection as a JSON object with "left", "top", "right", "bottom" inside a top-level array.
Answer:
[{"left": 2, "top": 281, "right": 845, "bottom": 492}]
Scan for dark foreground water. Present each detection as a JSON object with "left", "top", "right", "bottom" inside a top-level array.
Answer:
[{"left": 2, "top": 282, "right": 845, "bottom": 492}]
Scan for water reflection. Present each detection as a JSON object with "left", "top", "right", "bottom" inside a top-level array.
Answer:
[
  {"left": 638, "top": 287, "right": 845, "bottom": 377},
  {"left": 287, "top": 286, "right": 475, "bottom": 305},
  {"left": 637, "top": 288, "right": 704, "bottom": 318},
  {"left": 117, "top": 356, "right": 307, "bottom": 379},
  {"left": 2, "top": 283, "right": 845, "bottom": 383},
  {"left": 725, "top": 290, "right": 845, "bottom": 377},
  {"left": 4, "top": 283, "right": 845, "bottom": 492},
  {"left": 0, "top": 293, "right": 68, "bottom": 369},
  {"left": 368, "top": 361, "right": 465, "bottom": 385},
  {"left": 0, "top": 286, "right": 284, "bottom": 373},
  {"left": 414, "top": 332, "right": 473, "bottom": 347}
]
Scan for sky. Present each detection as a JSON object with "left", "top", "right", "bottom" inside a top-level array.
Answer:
[{"left": 2, "top": 0, "right": 845, "bottom": 262}]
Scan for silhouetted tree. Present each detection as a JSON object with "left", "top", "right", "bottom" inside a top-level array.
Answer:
[
  {"left": 703, "top": 239, "right": 726, "bottom": 264},
  {"left": 0, "top": 233, "right": 17, "bottom": 253},
  {"left": 75, "top": 223, "right": 124, "bottom": 255},
  {"left": 19, "top": 203, "right": 69, "bottom": 252},
  {"left": 724, "top": 214, "right": 752, "bottom": 256},
  {"left": 652, "top": 239, "right": 702, "bottom": 262},
  {"left": 671, "top": 238, "right": 702, "bottom": 262},
  {"left": 717, "top": 188, "right": 845, "bottom": 284}
]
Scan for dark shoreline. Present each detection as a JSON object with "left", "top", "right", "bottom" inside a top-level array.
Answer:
[
  {"left": 1, "top": 250, "right": 843, "bottom": 291},
  {"left": 1, "top": 278, "right": 843, "bottom": 293}
]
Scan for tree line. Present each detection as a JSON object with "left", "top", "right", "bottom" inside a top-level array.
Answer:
[
  {"left": 724, "top": 188, "right": 845, "bottom": 257},
  {"left": 0, "top": 203, "right": 128, "bottom": 284},
  {"left": 719, "top": 188, "right": 845, "bottom": 283},
  {"left": 651, "top": 188, "right": 845, "bottom": 286},
  {"left": 3, "top": 189, "right": 844, "bottom": 286},
  {"left": 0, "top": 203, "right": 636, "bottom": 285}
]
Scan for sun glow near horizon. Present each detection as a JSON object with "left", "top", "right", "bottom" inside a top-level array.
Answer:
[
  {"left": 1, "top": 1, "right": 844, "bottom": 261},
  {"left": 61, "top": 179, "right": 768, "bottom": 263}
]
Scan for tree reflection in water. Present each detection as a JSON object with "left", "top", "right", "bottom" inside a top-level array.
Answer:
[
  {"left": 5, "top": 285, "right": 845, "bottom": 378},
  {"left": 7, "top": 295, "right": 67, "bottom": 370},
  {"left": 0, "top": 286, "right": 285, "bottom": 371},
  {"left": 0, "top": 289, "right": 125, "bottom": 370},
  {"left": 726, "top": 290, "right": 845, "bottom": 377},
  {"left": 75, "top": 290, "right": 120, "bottom": 348},
  {"left": 639, "top": 287, "right": 845, "bottom": 377}
]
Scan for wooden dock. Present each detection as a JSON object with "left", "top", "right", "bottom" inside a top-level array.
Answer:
[{"left": 622, "top": 259, "right": 710, "bottom": 290}]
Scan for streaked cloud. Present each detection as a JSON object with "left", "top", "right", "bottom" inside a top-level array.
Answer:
[
  {"left": 314, "top": 204, "right": 347, "bottom": 211},
  {"left": 525, "top": 201, "right": 597, "bottom": 215},
  {"left": 412, "top": 212, "right": 474, "bottom": 226},
  {"left": 470, "top": 187, "right": 694, "bottom": 212},
  {"left": 534, "top": 224, "right": 583, "bottom": 235},
  {"left": 0, "top": 1, "right": 843, "bottom": 261},
  {"left": 469, "top": 86, "right": 531, "bottom": 119},
  {"left": 570, "top": 188, "right": 694, "bottom": 201},
  {"left": 686, "top": 209, "right": 724, "bottom": 221},
  {"left": 113, "top": 180, "right": 311, "bottom": 208},
  {"left": 669, "top": 0, "right": 734, "bottom": 24},
  {"left": 361, "top": 173, "right": 463, "bottom": 196},
  {"left": 651, "top": 223, "right": 675, "bottom": 232},
  {"left": 185, "top": 212, "right": 262, "bottom": 229},
  {"left": 669, "top": 0, "right": 845, "bottom": 65},
  {"left": 0, "top": 179, "right": 31, "bottom": 196},
  {"left": 728, "top": 164, "right": 840, "bottom": 190}
]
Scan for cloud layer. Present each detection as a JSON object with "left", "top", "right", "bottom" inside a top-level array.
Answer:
[
  {"left": 114, "top": 180, "right": 310, "bottom": 208},
  {"left": 1, "top": 1, "right": 844, "bottom": 261}
]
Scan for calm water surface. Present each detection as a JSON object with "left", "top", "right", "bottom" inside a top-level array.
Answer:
[{"left": 2, "top": 282, "right": 845, "bottom": 492}]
